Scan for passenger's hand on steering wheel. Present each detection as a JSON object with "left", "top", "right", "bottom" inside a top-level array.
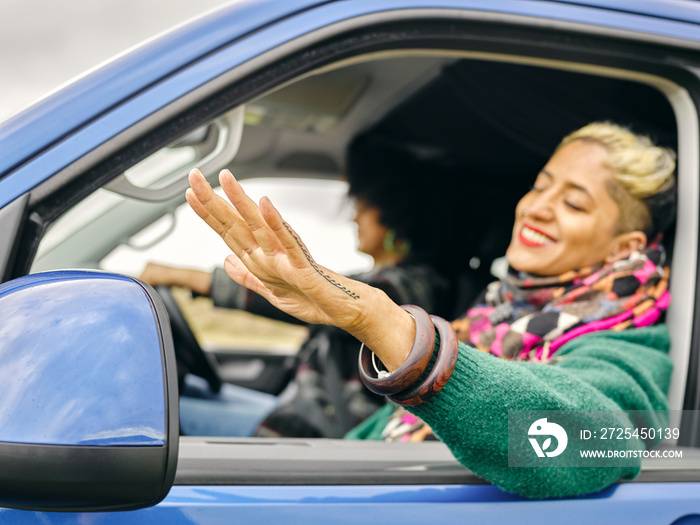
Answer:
[{"left": 140, "top": 262, "right": 213, "bottom": 297}]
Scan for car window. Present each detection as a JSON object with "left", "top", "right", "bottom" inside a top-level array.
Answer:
[
  {"left": 107, "top": 177, "right": 371, "bottom": 353},
  {"left": 25, "top": 46, "right": 693, "bottom": 447},
  {"left": 33, "top": 173, "right": 371, "bottom": 351}
]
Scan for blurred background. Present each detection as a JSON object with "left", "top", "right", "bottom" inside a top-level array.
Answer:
[{"left": 1, "top": 0, "right": 229, "bottom": 120}]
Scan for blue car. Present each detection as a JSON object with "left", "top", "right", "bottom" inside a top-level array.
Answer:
[{"left": 1, "top": 0, "right": 700, "bottom": 522}]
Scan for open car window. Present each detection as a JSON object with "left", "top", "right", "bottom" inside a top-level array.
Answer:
[{"left": 33, "top": 47, "right": 692, "bottom": 394}]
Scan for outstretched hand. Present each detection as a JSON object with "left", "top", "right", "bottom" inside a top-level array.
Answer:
[
  {"left": 186, "top": 168, "right": 416, "bottom": 370},
  {"left": 186, "top": 168, "right": 372, "bottom": 332}
]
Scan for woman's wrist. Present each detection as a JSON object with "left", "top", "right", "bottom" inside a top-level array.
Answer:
[
  {"left": 358, "top": 306, "right": 461, "bottom": 406},
  {"left": 160, "top": 266, "right": 212, "bottom": 296},
  {"left": 343, "top": 286, "right": 415, "bottom": 371}
]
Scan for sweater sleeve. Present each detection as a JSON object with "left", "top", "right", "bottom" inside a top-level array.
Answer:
[{"left": 407, "top": 325, "right": 673, "bottom": 498}]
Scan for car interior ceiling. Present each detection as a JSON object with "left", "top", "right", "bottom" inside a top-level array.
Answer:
[{"left": 323, "top": 58, "right": 679, "bottom": 316}]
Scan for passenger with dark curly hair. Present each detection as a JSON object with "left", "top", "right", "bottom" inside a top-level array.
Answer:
[{"left": 141, "top": 134, "right": 456, "bottom": 437}]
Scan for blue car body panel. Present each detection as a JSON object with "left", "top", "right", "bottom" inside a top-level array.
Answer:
[
  {"left": 551, "top": 0, "right": 700, "bottom": 24},
  {"left": 3, "top": 483, "right": 700, "bottom": 524},
  {"left": 1, "top": 0, "right": 700, "bottom": 521}
]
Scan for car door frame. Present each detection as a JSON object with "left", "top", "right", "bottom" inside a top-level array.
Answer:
[{"left": 3, "top": 1, "right": 700, "bottom": 513}]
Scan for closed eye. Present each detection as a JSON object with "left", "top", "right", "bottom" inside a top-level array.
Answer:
[{"left": 564, "top": 201, "right": 585, "bottom": 211}]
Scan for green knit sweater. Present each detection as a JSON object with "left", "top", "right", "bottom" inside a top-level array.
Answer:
[{"left": 346, "top": 325, "right": 672, "bottom": 498}]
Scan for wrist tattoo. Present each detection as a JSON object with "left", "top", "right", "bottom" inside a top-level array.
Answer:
[{"left": 284, "top": 222, "right": 360, "bottom": 299}]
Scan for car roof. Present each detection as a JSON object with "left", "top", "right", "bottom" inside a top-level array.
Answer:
[{"left": 550, "top": 0, "right": 700, "bottom": 25}]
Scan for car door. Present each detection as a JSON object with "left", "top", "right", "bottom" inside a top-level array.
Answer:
[{"left": 1, "top": 1, "right": 700, "bottom": 523}]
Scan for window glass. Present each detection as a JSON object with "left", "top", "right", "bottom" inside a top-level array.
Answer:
[{"left": 101, "top": 178, "right": 372, "bottom": 276}]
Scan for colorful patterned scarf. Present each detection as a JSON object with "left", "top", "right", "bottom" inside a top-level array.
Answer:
[
  {"left": 380, "top": 244, "right": 670, "bottom": 442},
  {"left": 451, "top": 244, "right": 669, "bottom": 362}
]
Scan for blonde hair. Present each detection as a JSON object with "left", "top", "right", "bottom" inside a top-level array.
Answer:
[{"left": 558, "top": 122, "right": 676, "bottom": 236}]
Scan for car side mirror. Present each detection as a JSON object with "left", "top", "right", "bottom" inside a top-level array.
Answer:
[{"left": 0, "top": 270, "right": 179, "bottom": 512}]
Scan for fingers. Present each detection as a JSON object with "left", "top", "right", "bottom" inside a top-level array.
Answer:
[
  {"left": 187, "top": 169, "right": 252, "bottom": 256},
  {"left": 218, "top": 170, "right": 285, "bottom": 256},
  {"left": 222, "top": 254, "right": 272, "bottom": 301},
  {"left": 188, "top": 167, "right": 314, "bottom": 269},
  {"left": 186, "top": 188, "right": 244, "bottom": 256},
  {"left": 259, "top": 196, "right": 315, "bottom": 268}
]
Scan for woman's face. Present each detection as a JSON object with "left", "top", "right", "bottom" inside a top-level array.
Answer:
[
  {"left": 506, "top": 139, "right": 626, "bottom": 276},
  {"left": 353, "top": 199, "right": 391, "bottom": 260}
]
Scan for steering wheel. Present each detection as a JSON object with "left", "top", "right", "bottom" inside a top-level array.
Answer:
[{"left": 156, "top": 285, "right": 223, "bottom": 394}]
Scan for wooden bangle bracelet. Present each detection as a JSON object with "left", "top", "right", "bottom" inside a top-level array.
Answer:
[
  {"left": 358, "top": 305, "right": 435, "bottom": 396},
  {"left": 389, "top": 315, "right": 460, "bottom": 407}
]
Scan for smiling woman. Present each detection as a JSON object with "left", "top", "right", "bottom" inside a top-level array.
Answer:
[
  {"left": 509, "top": 140, "right": 627, "bottom": 275},
  {"left": 506, "top": 123, "right": 675, "bottom": 276},
  {"left": 186, "top": 120, "right": 676, "bottom": 498}
]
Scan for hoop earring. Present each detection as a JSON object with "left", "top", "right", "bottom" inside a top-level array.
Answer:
[{"left": 384, "top": 230, "right": 411, "bottom": 257}]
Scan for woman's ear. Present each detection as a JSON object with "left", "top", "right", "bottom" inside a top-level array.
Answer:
[{"left": 605, "top": 231, "right": 648, "bottom": 264}]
